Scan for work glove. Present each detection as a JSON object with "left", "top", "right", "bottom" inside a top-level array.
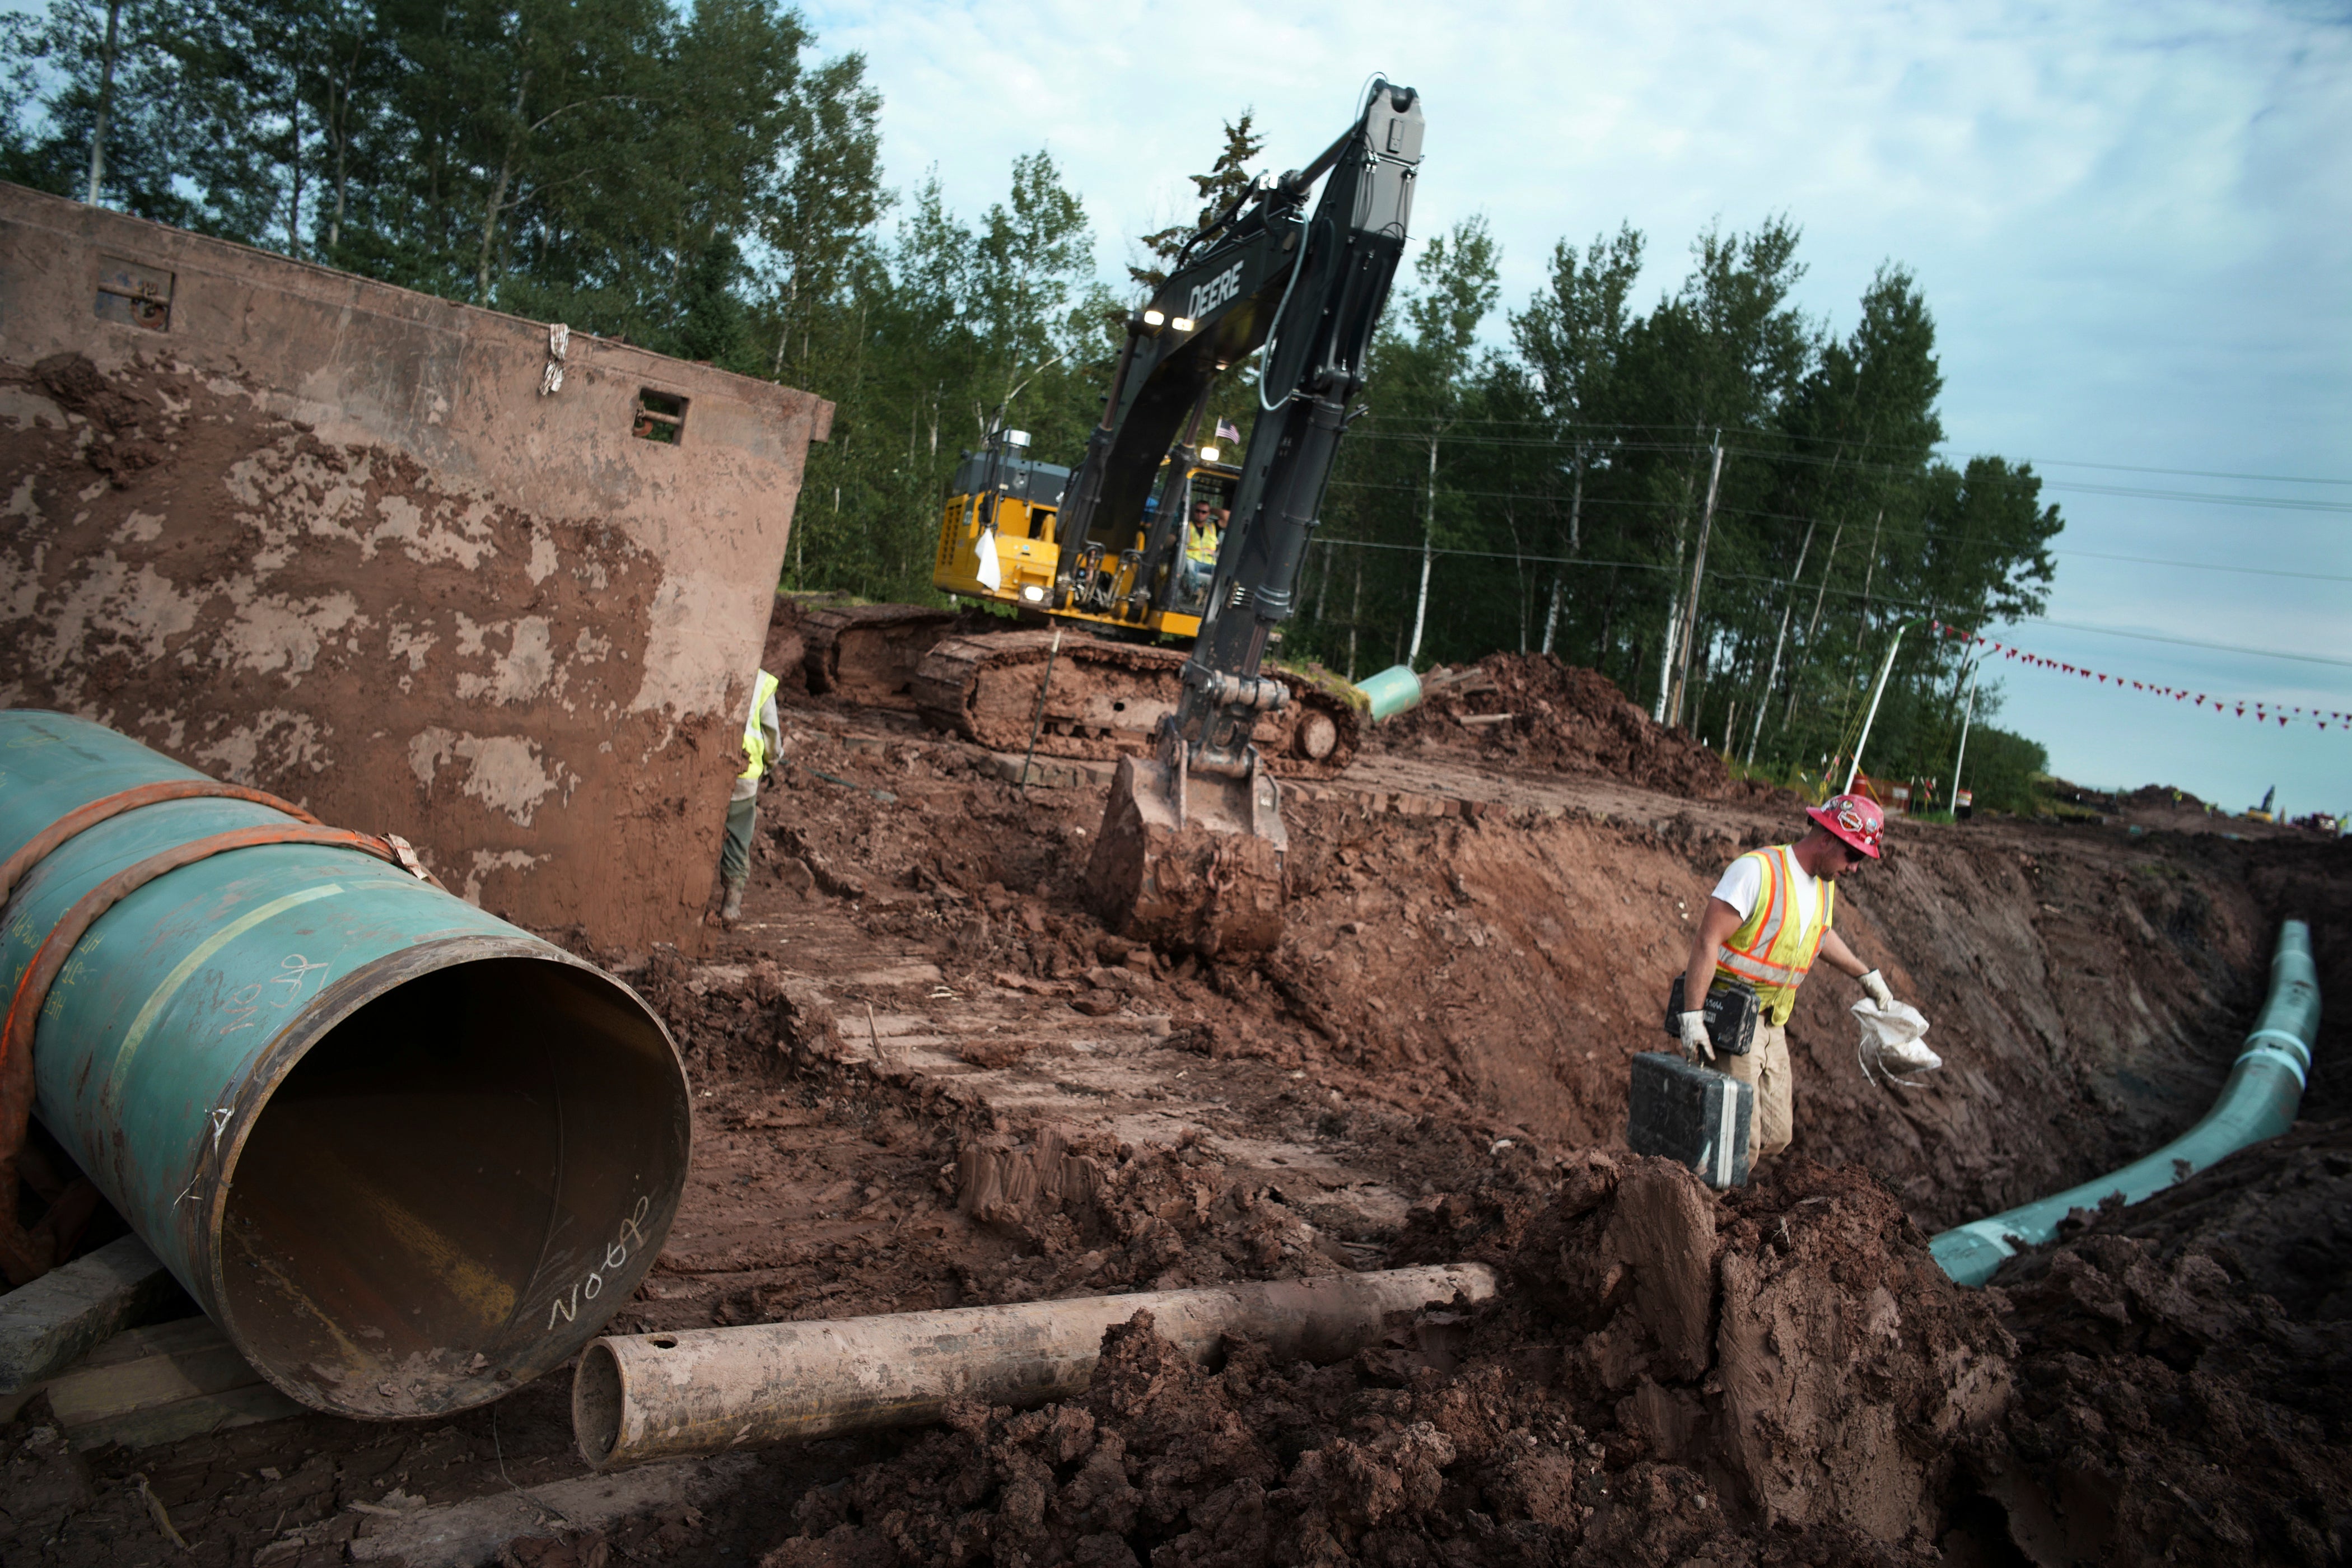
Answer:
[
  {"left": 1859, "top": 969, "right": 1896, "bottom": 1010},
  {"left": 1677, "top": 1010, "right": 1714, "bottom": 1063}
]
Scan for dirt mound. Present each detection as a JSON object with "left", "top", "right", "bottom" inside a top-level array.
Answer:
[
  {"left": 1373, "top": 654, "right": 1782, "bottom": 803},
  {"left": 1970, "top": 1118, "right": 2352, "bottom": 1564},
  {"left": 752, "top": 1152, "right": 2011, "bottom": 1567}
]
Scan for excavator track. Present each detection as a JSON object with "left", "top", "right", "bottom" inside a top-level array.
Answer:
[
  {"left": 801, "top": 604, "right": 962, "bottom": 707},
  {"left": 914, "top": 629, "right": 1360, "bottom": 778}
]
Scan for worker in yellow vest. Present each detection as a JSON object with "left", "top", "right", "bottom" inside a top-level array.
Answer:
[
  {"left": 1178, "top": 498, "right": 1221, "bottom": 598},
  {"left": 1673, "top": 793, "right": 1916, "bottom": 1160},
  {"left": 717, "top": 668, "right": 782, "bottom": 926}
]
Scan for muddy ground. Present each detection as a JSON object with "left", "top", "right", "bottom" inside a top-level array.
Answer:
[{"left": 5, "top": 641, "right": 2349, "bottom": 1567}]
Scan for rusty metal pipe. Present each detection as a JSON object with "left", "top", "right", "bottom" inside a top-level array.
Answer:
[{"left": 575, "top": 1262, "right": 1496, "bottom": 1469}]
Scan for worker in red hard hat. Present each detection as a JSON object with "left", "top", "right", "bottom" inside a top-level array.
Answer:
[{"left": 1673, "top": 792, "right": 1907, "bottom": 1161}]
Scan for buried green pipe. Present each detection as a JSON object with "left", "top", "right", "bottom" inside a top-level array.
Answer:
[{"left": 1931, "top": 920, "right": 2321, "bottom": 1286}]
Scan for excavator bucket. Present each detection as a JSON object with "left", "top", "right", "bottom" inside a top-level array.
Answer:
[{"left": 1085, "top": 755, "right": 1286, "bottom": 955}]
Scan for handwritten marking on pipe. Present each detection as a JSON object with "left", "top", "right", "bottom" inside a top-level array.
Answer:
[
  {"left": 548, "top": 1195, "right": 654, "bottom": 1332},
  {"left": 270, "top": 953, "right": 330, "bottom": 1005},
  {"left": 104, "top": 883, "right": 349, "bottom": 1117},
  {"left": 222, "top": 951, "right": 334, "bottom": 1035}
]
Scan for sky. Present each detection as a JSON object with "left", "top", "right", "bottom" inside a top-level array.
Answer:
[{"left": 801, "top": 0, "right": 2351, "bottom": 817}]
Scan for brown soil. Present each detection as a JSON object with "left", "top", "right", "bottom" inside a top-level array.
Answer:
[
  {"left": 6, "top": 618, "right": 2350, "bottom": 1567},
  {"left": 1971, "top": 1116, "right": 2352, "bottom": 1564},
  {"left": 1370, "top": 655, "right": 1779, "bottom": 804}
]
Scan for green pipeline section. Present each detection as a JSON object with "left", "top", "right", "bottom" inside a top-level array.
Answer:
[
  {"left": 0, "top": 712, "right": 692, "bottom": 1418},
  {"left": 1931, "top": 919, "right": 2321, "bottom": 1286},
  {"left": 1354, "top": 665, "right": 1425, "bottom": 723}
]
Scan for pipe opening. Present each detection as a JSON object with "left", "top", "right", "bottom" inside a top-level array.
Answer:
[
  {"left": 575, "top": 1340, "right": 624, "bottom": 1464},
  {"left": 218, "top": 955, "right": 687, "bottom": 1418}
]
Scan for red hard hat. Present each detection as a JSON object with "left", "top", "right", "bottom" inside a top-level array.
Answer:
[{"left": 1807, "top": 792, "right": 1886, "bottom": 858}]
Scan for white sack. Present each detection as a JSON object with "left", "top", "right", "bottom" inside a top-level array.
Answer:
[{"left": 1851, "top": 998, "right": 1942, "bottom": 1074}]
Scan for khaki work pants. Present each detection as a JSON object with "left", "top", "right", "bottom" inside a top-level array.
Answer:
[{"left": 1723, "top": 1021, "right": 1793, "bottom": 1159}]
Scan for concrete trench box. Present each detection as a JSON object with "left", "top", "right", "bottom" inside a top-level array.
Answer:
[{"left": 0, "top": 181, "right": 832, "bottom": 953}]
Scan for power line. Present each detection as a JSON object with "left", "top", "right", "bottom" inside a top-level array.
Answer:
[
  {"left": 2036, "top": 481, "right": 2352, "bottom": 514},
  {"left": 1322, "top": 478, "right": 2352, "bottom": 581},
  {"left": 2022, "top": 458, "right": 2352, "bottom": 488},
  {"left": 1342, "top": 432, "right": 2352, "bottom": 511},
  {"left": 1342, "top": 417, "right": 2351, "bottom": 486},
  {"left": 1309, "top": 534, "right": 2352, "bottom": 674}
]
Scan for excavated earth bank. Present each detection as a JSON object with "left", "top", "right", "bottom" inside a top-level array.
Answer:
[{"left": 4, "top": 642, "right": 2348, "bottom": 1567}]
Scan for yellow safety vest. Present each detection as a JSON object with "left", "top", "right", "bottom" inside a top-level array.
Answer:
[
  {"left": 1711, "top": 843, "right": 1834, "bottom": 1026},
  {"left": 739, "top": 669, "right": 780, "bottom": 780},
  {"left": 1185, "top": 521, "right": 1219, "bottom": 564}
]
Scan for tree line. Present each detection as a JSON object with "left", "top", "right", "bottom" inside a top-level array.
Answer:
[{"left": 2, "top": 0, "right": 2057, "bottom": 809}]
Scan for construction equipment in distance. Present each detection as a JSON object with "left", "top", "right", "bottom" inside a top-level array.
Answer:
[
  {"left": 917, "top": 433, "right": 1357, "bottom": 773},
  {"left": 805, "top": 88, "right": 1425, "bottom": 804},
  {"left": 1071, "top": 79, "right": 1422, "bottom": 954},
  {"left": 804, "top": 82, "right": 1422, "bottom": 950}
]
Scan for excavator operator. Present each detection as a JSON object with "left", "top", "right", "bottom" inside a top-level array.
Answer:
[{"left": 1179, "top": 498, "right": 1221, "bottom": 597}]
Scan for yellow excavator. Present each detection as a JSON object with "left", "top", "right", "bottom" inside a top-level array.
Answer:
[{"left": 809, "top": 80, "right": 1426, "bottom": 952}]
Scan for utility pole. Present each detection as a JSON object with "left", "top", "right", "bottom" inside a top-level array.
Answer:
[
  {"left": 1947, "top": 659, "right": 1980, "bottom": 818},
  {"left": 1781, "top": 515, "right": 1850, "bottom": 729},
  {"left": 1844, "top": 618, "right": 1916, "bottom": 795},
  {"left": 1667, "top": 432, "right": 1723, "bottom": 729},
  {"left": 1407, "top": 431, "right": 1440, "bottom": 665},
  {"left": 85, "top": 0, "right": 123, "bottom": 206},
  {"left": 1747, "top": 514, "right": 1817, "bottom": 764},
  {"left": 1653, "top": 583, "right": 1679, "bottom": 723},
  {"left": 1542, "top": 454, "right": 1583, "bottom": 657}
]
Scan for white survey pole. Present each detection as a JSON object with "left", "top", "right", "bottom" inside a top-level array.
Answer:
[
  {"left": 1844, "top": 620, "right": 1914, "bottom": 795},
  {"left": 1407, "top": 433, "right": 1439, "bottom": 665},
  {"left": 1947, "top": 660, "right": 1980, "bottom": 816},
  {"left": 1668, "top": 433, "right": 1724, "bottom": 729}
]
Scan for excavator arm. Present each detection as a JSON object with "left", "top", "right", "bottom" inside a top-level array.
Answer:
[{"left": 1084, "top": 80, "right": 1424, "bottom": 954}]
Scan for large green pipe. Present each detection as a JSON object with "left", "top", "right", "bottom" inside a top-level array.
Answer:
[
  {"left": 1354, "top": 665, "right": 1424, "bottom": 722},
  {"left": 1931, "top": 920, "right": 2321, "bottom": 1286},
  {"left": 0, "top": 712, "right": 692, "bottom": 1417}
]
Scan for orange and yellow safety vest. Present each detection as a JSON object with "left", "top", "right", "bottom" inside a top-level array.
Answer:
[{"left": 1711, "top": 843, "right": 1834, "bottom": 1026}]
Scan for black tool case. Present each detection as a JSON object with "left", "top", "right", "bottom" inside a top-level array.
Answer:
[{"left": 1628, "top": 1051, "right": 1753, "bottom": 1188}]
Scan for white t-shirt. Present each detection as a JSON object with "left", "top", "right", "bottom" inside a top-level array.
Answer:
[{"left": 1711, "top": 848, "right": 1819, "bottom": 933}]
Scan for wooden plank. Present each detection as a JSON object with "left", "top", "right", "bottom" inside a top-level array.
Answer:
[
  {"left": 0, "top": 1234, "right": 178, "bottom": 1412},
  {"left": 348, "top": 1455, "right": 758, "bottom": 1568},
  {"left": 67, "top": 1381, "right": 305, "bottom": 1452},
  {"left": 28, "top": 1310, "right": 307, "bottom": 1451},
  {"left": 76, "top": 1313, "right": 228, "bottom": 1369},
  {"left": 47, "top": 1336, "right": 263, "bottom": 1424}
]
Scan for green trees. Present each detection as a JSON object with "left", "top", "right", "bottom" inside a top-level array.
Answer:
[
  {"left": 3, "top": 0, "right": 879, "bottom": 357},
  {"left": 784, "top": 154, "right": 1116, "bottom": 599},
  {"left": 1295, "top": 218, "right": 2059, "bottom": 803},
  {"left": 2, "top": 35, "right": 2061, "bottom": 794}
]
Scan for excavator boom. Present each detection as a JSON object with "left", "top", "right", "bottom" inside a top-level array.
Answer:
[{"left": 1085, "top": 81, "right": 1424, "bottom": 954}]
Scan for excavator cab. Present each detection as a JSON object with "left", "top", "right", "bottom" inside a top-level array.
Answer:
[
  {"left": 931, "top": 430, "right": 1239, "bottom": 640},
  {"left": 932, "top": 431, "right": 1070, "bottom": 610}
]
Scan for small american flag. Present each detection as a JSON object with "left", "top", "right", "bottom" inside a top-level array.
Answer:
[{"left": 1215, "top": 419, "right": 1242, "bottom": 442}]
